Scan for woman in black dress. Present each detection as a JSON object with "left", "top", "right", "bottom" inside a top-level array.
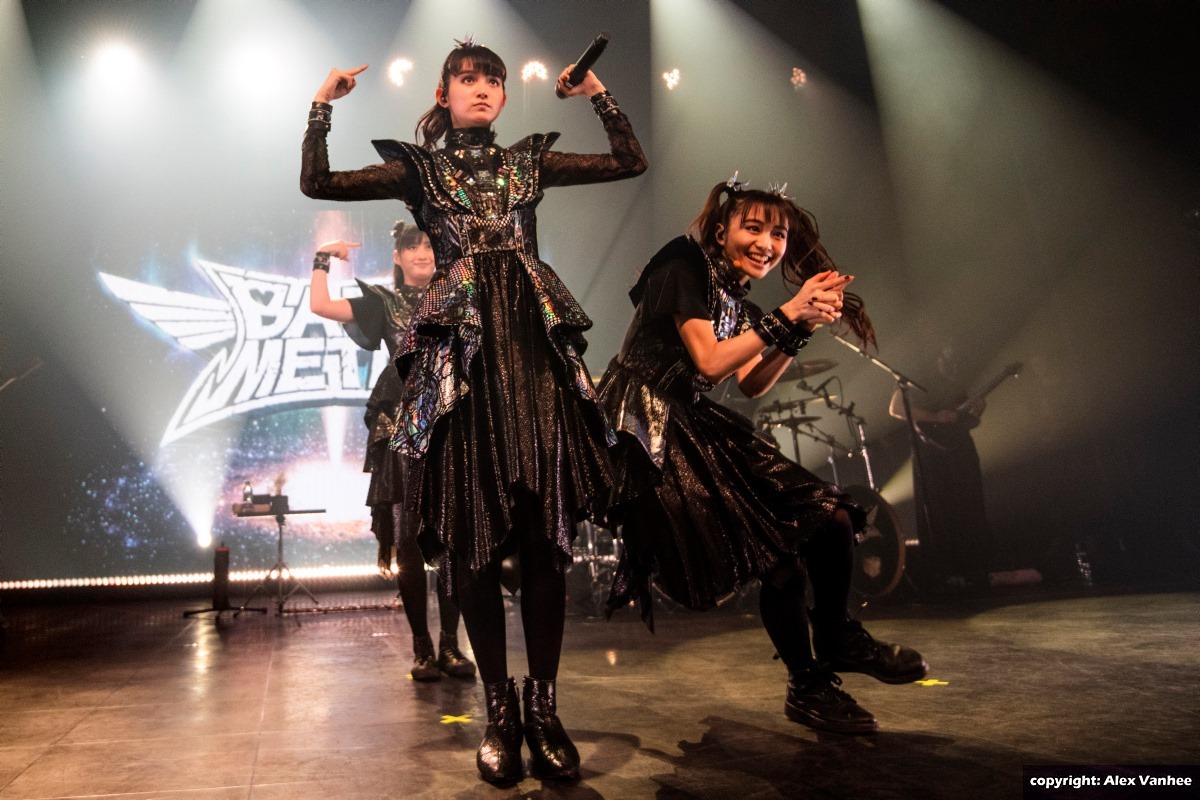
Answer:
[
  {"left": 301, "top": 40, "right": 646, "bottom": 783},
  {"left": 600, "top": 180, "right": 927, "bottom": 735},
  {"left": 308, "top": 223, "right": 475, "bottom": 683}
]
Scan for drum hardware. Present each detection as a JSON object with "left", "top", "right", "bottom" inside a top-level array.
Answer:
[
  {"left": 778, "top": 358, "right": 837, "bottom": 381},
  {"left": 569, "top": 521, "right": 622, "bottom": 615}
]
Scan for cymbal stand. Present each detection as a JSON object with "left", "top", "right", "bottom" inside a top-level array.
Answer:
[{"left": 797, "top": 377, "right": 877, "bottom": 491}]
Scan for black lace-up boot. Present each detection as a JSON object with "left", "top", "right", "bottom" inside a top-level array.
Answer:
[
  {"left": 785, "top": 667, "right": 878, "bottom": 734},
  {"left": 437, "top": 632, "right": 477, "bottom": 679},
  {"left": 477, "top": 677, "right": 523, "bottom": 785},
  {"left": 410, "top": 633, "right": 441, "bottom": 681},
  {"left": 814, "top": 617, "right": 929, "bottom": 684},
  {"left": 522, "top": 677, "right": 580, "bottom": 780}
]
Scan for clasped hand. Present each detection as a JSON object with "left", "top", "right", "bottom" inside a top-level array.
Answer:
[{"left": 782, "top": 271, "right": 853, "bottom": 330}]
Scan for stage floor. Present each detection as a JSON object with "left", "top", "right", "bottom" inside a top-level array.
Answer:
[{"left": 1, "top": 589, "right": 1197, "bottom": 799}]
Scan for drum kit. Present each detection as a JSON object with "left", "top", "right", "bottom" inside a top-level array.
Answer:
[
  {"left": 570, "top": 356, "right": 912, "bottom": 615},
  {"left": 750, "top": 357, "right": 908, "bottom": 601}
]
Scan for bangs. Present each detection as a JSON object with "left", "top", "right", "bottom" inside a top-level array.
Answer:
[
  {"left": 396, "top": 227, "right": 427, "bottom": 248},
  {"left": 734, "top": 197, "right": 791, "bottom": 232},
  {"left": 447, "top": 46, "right": 507, "bottom": 84}
]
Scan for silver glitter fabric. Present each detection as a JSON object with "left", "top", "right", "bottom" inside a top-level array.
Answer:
[{"left": 301, "top": 109, "right": 648, "bottom": 578}]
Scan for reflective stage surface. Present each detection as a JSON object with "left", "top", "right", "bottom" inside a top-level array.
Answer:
[{"left": 1, "top": 590, "right": 1197, "bottom": 799}]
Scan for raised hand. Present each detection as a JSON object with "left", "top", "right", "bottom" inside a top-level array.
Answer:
[
  {"left": 555, "top": 65, "right": 605, "bottom": 98},
  {"left": 314, "top": 65, "right": 368, "bottom": 103},
  {"left": 316, "top": 240, "right": 361, "bottom": 261}
]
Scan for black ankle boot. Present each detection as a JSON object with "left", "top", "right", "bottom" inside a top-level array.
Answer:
[
  {"left": 410, "top": 633, "right": 441, "bottom": 682},
  {"left": 437, "top": 632, "right": 477, "bottom": 679},
  {"left": 523, "top": 677, "right": 580, "bottom": 780},
  {"left": 477, "top": 678, "right": 523, "bottom": 785},
  {"left": 785, "top": 667, "right": 878, "bottom": 735},
  {"left": 814, "top": 617, "right": 928, "bottom": 684}
]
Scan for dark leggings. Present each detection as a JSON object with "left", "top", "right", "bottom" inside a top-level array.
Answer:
[
  {"left": 394, "top": 528, "right": 461, "bottom": 638},
  {"left": 455, "top": 510, "right": 567, "bottom": 684},
  {"left": 759, "top": 507, "right": 855, "bottom": 671}
]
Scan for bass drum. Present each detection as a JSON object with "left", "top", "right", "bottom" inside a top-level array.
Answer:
[{"left": 843, "top": 485, "right": 906, "bottom": 599}]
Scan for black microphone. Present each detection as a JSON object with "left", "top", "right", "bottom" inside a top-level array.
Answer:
[{"left": 556, "top": 33, "right": 610, "bottom": 98}]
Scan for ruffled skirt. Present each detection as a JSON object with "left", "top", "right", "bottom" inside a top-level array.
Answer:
[
  {"left": 602, "top": 361, "right": 863, "bottom": 621},
  {"left": 409, "top": 252, "right": 613, "bottom": 587}
]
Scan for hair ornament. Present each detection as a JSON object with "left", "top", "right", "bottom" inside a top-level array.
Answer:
[
  {"left": 768, "top": 181, "right": 791, "bottom": 200},
  {"left": 454, "top": 34, "right": 480, "bottom": 49},
  {"left": 725, "top": 170, "right": 749, "bottom": 192}
]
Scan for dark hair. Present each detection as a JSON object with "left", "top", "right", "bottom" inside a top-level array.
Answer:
[
  {"left": 688, "top": 182, "right": 875, "bottom": 348},
  {"left": 392, "top": 221, "right": 430, "bottom": 287},
  {"left": 414, "top": 44, "right": 507, "bottom": 149}
]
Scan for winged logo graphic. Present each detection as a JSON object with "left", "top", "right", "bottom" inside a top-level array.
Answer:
[{"left": 100, "top": 260, "right": 383, "bottom": 445}]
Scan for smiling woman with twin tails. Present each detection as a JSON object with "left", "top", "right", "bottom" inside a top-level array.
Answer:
[
  {"left": 300, "top": 37, "right": 646, "bottom": 785},
  {"left": 597, "top": 179, "right": 929, "bottom": 735}
]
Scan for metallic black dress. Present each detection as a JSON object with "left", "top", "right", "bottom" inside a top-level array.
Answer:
[
  {"left": 344, "top": 281, "right": 425, "bottom": 562},
  {"left": 302, "top": 111, "right": 647, "bottom": 592},
  {"left": 599, "top": 236, "right": 863, "bottom": 625}
]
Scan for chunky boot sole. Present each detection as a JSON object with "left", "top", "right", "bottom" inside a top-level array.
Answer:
[
  {"left": 410, "top": 663, "right": 442, "bottom": 681},
  {"left": 829, "top": 657, "right": 929, "bottom": 685},
  {"left": 785, "top": 699, "right": 879, "bottom": 735}
]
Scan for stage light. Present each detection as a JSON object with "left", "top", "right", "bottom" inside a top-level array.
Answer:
[
  {"left": 662, "top": 68, "right": 680, "bottom": 90},
  {"left": 389, "top": 58, "right": 414, "bottom": 86},
  {"left": 91, "top": 42, "right": 143, "bottom": 82},
  {"left": 791, "top": 67, "right": 808, "bottom": 89},
  {"left": 521, "top": 60, "right": 547, "bottom": 82}
]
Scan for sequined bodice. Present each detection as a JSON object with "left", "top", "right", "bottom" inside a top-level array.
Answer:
[{"left": 442, "top": 128, "right": 508, "bottom": 219}]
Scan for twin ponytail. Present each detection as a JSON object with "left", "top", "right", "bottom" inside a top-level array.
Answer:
[{"left": 690, "top": 181, "right": 876, "bottom": 348}]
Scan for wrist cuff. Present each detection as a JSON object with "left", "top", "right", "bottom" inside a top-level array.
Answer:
[
  {"left": 590, "top": 91, "right": 619, "bottom": 119},
  {"left": 308, "top": 102, "right": 332, "bottom": 131}
]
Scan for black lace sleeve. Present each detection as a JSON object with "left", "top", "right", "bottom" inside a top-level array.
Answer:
[
  {"left": 300, "top": 121, "right": 420, "bottom": 202},
  {"left": 540, "top": 111, "right": 648, "bottom": 188}
]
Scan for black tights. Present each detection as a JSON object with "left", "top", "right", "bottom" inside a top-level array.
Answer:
[
  {"left": 395, "top": 530, "right": 461, "bottom": 639},
  {"left": 758, "top": 508, "right": 855, "bottom": 671},
  {"left": 455, "top": 513, "right": 566, "bottom": 684}
]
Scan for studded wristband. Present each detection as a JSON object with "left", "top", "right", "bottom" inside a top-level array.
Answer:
[
  {"left": 589, "top": 91, "right": 620, "bottom": 120},
  {"left": 778, "top": 323, "right": 813, "bottom": 357},
  {"left": 313, "top": 251, "right": 331, "bottom": 272},
  {"left": 308, "top": 101, "right": 333, "bottom": 131},
  {"left": 751, "top": 307, "right": 791, "bottom": 348}
]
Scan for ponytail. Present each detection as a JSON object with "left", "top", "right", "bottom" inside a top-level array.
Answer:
[
  {"left": 688, "top": 180, "right": 876, "bottom": 348},
  {"left": 414, "top": 43, "right": 508, "bottom": 150}
]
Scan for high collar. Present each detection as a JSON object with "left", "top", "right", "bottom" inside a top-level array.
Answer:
[
  {"left": 445, "top": 127, "right": 496, "bottom": 149},
  {"left": 713, "top": 256, "right": 751, "bottom": 300},
  {"left": 397, "top": 283, "right": 427, "bottom": 301}
]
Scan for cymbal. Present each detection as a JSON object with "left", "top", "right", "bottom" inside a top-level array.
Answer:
[
  {"left": 780, "top": 358, "right": 837, "bottom": 381},
  {"left": 760, "top": 415, "right": 822, "bottom": 428}
]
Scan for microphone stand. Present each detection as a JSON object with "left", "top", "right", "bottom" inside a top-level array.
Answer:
[{"left": 828, "top": 333, "right": 934, "bottom": 548}]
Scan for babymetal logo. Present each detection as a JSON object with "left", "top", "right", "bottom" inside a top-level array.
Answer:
[{"left": 101, "top": 260, "right": 388, "bottom": 445}]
